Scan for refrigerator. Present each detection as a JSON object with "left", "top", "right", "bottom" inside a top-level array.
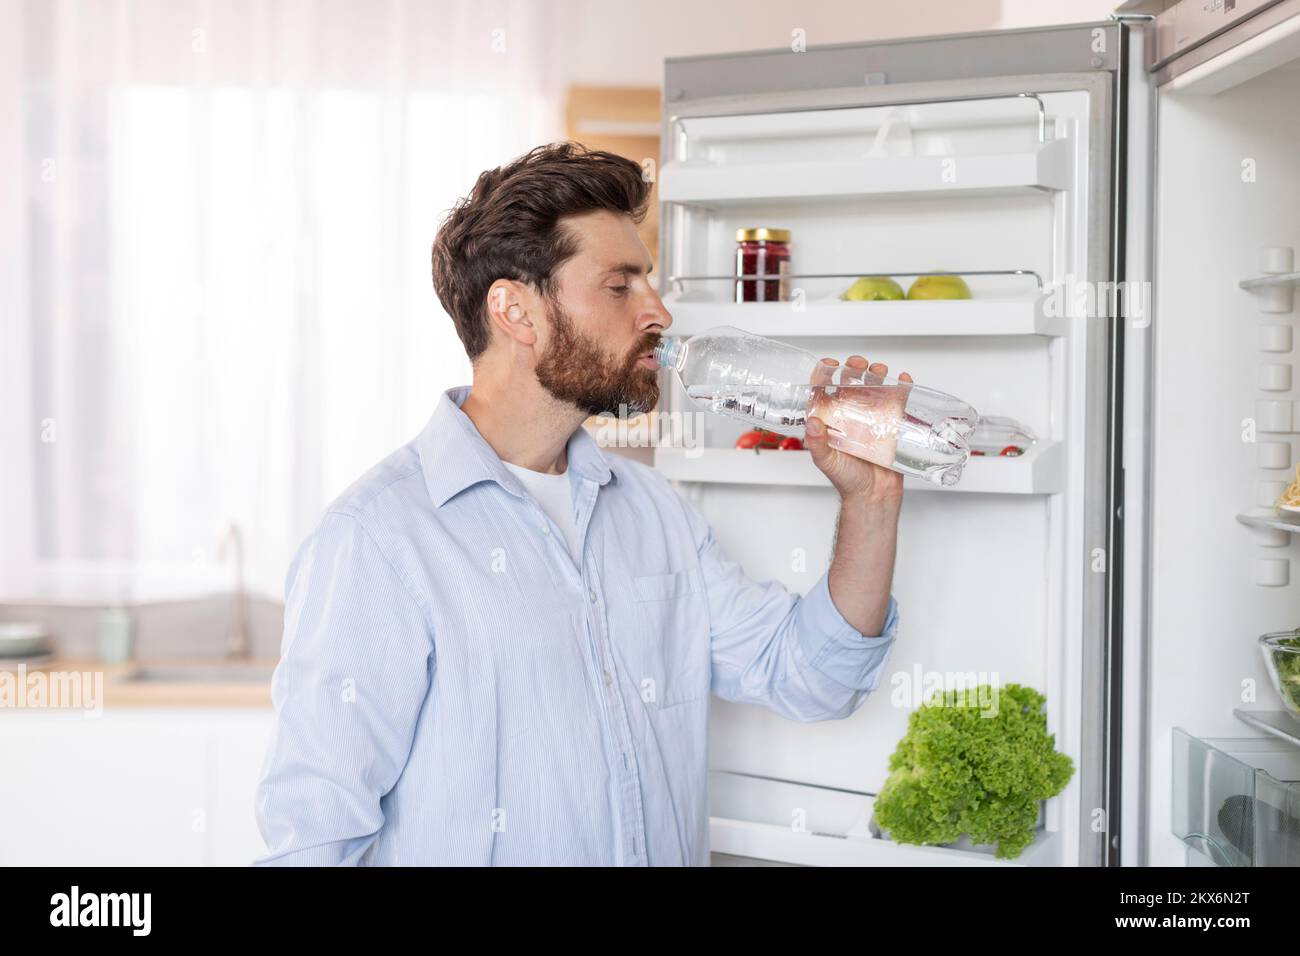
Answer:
[{"left": 645, "top": 1, "right": 1300, "bottom": 867}]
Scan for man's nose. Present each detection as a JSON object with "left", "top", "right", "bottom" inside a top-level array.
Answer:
[{"left": 641, "top": 291, "right": 672, "bottom": 333}]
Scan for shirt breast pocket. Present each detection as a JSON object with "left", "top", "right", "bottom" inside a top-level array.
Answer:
[{"left": 625, "top": 568, "right": 710, "bottom": 708}]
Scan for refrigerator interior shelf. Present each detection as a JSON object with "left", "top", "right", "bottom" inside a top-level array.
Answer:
[
  {"left": 1239, "top": 271, "right": 1300, "bottom": 291},
  {"left": 707, "top": 770, "right": 1058, "bottom": 866},
  {"left": 1235, "top": 510, "right": 1300, "bottom": 534},
  {"left": 653, "top": 440, "right": 1064, "bottom": 494},
  {"left": 658, "top": 138, "right": 1073, "bottom": 206},
  {"left": 1233, "top": 709, "right": 1300, "bottom": 748},
  {"left": 660, "top": 295, "right": 1067, "bottom": 338}
]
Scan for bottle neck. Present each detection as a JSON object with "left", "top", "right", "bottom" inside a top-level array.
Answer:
[{"left": 653, "top": 337, "right": 687, "bottom": 373}]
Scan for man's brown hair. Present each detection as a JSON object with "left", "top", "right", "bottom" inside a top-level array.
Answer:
[{"left": 430, "top": 142, "right": 651, "bottom": 362}]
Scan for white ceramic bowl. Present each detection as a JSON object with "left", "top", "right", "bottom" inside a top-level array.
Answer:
[{"left": 0, "top": 622, "right": 51, "bottom": 658}]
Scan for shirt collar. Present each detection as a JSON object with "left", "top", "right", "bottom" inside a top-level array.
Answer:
[{"left": 418, "top": 385, "right": 616, "bottom": 509}]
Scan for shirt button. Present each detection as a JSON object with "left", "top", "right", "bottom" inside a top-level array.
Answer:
[
  {"left": 603, "top": 670, "right": 613, "bottom": 686},
  {"left": 589, "top": 589, "right": 597, "bottom": 604},
  {"left": 540, "top": 524, "right": 550, "bottom": 535}
]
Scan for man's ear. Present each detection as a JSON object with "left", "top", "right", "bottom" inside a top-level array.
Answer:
[{"left": 485, "top": 280, "right": 540, "bottom": 348}]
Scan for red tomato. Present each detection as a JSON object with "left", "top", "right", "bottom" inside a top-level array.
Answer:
[
  {"left": 778, "top": 436, "right": 803, "bottom": 450},
  {"left": 735, "top": 430, "right": 764, "bottom": 449},
  {"left": 970, "top": 450, "right": 986, "bottom": 456},
  {"left": 1000, "top": 445, "right": 1024, "bottom": 457}
]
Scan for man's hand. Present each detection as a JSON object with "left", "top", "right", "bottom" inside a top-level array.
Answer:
[{"left": 804, "top": 354, "right": 913, "bottom": 504}]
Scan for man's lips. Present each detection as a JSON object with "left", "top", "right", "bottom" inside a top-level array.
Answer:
[{"left": 635, "top": 344, "right": 659, "bottom": 369}]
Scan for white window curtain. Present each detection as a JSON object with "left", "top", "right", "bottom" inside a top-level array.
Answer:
[{"left": 0, "top": 0, "right": 564, "bottom": 603}]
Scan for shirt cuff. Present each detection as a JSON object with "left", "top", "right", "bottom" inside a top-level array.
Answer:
[{"left": 795, "top": 572, "right": 899, "bottom": 690}]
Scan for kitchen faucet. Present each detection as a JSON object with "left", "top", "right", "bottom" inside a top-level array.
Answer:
[{"left": 218, "top": 522, "right": 250, "bottom": 659}]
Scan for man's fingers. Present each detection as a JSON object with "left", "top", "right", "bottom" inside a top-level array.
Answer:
[
  {"left": 804, "top": 415, "right": 836, "bottom": 473},
  {"left": 811, "top": 357, "right": 838, "bottom": 386},
  {"left": 841, "top": 355, "right": 869, "bottom": 385},
  {"left": 814, "top": 355, "right": 912, "bottom": 386}
]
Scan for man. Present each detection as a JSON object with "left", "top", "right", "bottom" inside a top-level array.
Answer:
[{"left": 253, "top": 142, "right": 905, "bottom": 866}]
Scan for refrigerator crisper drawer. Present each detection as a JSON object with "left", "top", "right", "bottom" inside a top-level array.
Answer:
[{"left": 1172, "top": 728, "right": 1300, "bottom": 866}]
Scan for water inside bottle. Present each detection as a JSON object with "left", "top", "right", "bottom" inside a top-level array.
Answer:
[
  {"left": 686, "top": 382, "right": 970, "bottom": 486},
  {"left": 685, "top": 383, "right": 806, "bottom": 430},
  {"left": 808, "top": 384, "right": 969, "bottom": 487}
]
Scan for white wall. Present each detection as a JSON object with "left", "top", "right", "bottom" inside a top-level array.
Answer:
[{"left": 557, "top": 0, "right": 1122, "bottom": 87}]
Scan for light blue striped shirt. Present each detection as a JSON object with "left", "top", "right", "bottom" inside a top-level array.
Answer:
[{"left": 253, "top": 385, "right": 900, "bottom": 866}]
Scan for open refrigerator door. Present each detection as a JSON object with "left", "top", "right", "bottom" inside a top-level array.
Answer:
[{"left": 654, "top": 21, "right": 1127, "bottom": 866}]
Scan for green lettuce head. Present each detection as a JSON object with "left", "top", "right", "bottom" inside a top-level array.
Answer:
[{"left": 873, "top": 683, "right": 1074, "bottom": 860}]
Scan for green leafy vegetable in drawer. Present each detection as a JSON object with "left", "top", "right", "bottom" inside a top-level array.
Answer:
[{"left": 873, "top": 683, "right": 1074, "bottom": 859}]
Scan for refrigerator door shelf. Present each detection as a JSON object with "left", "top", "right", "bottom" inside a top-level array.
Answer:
[
  {"left": 660, "top": 295, "right": 1068, "bottom": 339},
  {"left": 708, "top": 770, "right": 1059, "bottom": 867},
  {"left": 672, "top": 95, "right": 1055, "bottom": 145},
  {"left": 711, "top": 815, "right": 1059, "bottom": 866},
  {"left": 658, "top": 138, "right": 1072, "bottom": 207},
  {"left": 654, "top": 440, "right": 1064, "bottom": 495}
]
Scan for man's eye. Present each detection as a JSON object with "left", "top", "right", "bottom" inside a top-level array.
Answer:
[{"left": 609, "top": 285, "right": 630, "bottom": 295}]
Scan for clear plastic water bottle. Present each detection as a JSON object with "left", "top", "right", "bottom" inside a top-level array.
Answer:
[{"left": 653, "top": 325, "right": 978, "bottom": 486}]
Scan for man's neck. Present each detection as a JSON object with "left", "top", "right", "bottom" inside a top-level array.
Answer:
[{"left": 459, "top": 369, "right": 586, "bottom": 476}]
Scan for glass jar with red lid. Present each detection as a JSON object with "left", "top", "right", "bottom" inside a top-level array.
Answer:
[{"left": 735, "top": 227, "right": 791, "bottom": 302}]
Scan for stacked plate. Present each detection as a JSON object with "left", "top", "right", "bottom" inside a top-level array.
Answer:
[{"left": 0, "top": 622, "right": 54, "bottom": 669}]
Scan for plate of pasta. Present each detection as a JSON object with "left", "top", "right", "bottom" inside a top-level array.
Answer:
[{"left": 1277, "top": 463, "right": 1300, "bottom": 513}]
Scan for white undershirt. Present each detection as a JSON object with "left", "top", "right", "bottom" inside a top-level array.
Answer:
[{"left": 502, "top": 460, "right": 580, "bottom": 562}]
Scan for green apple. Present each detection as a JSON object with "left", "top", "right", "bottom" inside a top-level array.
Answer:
[
  {"left": 907, "top": 274, "right": 972, "bottom": 299},
  {"left": 840, "top": 276, "right": 905, "bottom": 301}
]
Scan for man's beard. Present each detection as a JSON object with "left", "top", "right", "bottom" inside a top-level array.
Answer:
[{"left": 534, "top": 298, "right": 661, "bottom": 418}]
